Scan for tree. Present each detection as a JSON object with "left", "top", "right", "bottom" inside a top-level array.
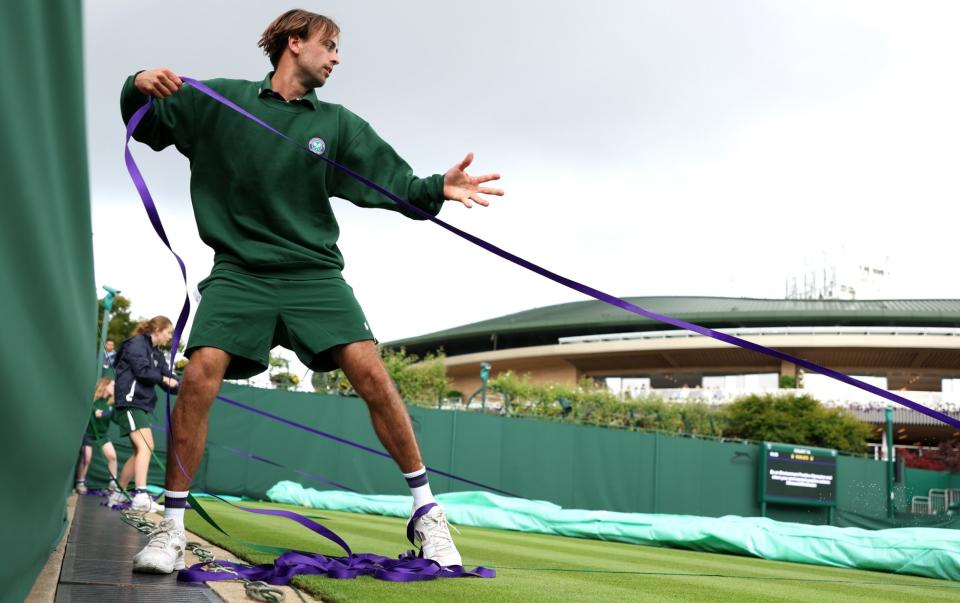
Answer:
[
  {"left": 380, "top": 348, "right": 449, "bottom": 405},
  {"left": 268, "top": 353, "right": 299, "bottom": 390},
  {"left": 96, "top": 294, "right": 139, "bottom": 347},
  {"left": 900, "top": 438, "right": 960, "bottom": 472},
  {"left": 723, "top": 393, "right": 872, "bottom": 453},
  {"left": 310, "top": 347, "right": 450, "bottom": 403}
]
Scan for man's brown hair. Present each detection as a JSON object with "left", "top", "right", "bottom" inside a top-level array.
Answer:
[{"left": 258, "top": 9, "right": 340, "bottom": 69}]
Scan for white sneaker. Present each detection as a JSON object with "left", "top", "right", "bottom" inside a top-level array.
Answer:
[
  {"left": 107, "top": 491, "right": 127, "bottom": 507},
  {"left": 131, "top": 492, "right": 152, "bottom": 512},
  {"left": 412, "top": 505, "right": 462, "bottom": 567},
  {"left": 132, "top": 518, "right": 186, "bottom": 574},
  {"left": 75, "top": 483, "right": 88, "bottom": 495}
]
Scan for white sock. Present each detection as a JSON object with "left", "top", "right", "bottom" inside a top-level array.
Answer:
[
  {"left": 163, "top": 489, "right": 189, "bottom": 529},
  {"left": 403, "top": 467, "right": 436, "bottom": 509}
]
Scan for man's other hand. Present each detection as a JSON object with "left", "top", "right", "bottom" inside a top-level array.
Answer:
[{"left": 443, "top": 152, "right": 504, "bottom": 208}]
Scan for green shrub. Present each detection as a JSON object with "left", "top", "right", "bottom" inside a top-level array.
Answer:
[
  {"left": 490, "top": 372, "right": 726, "bottom": 436},
  {"left": 723, "top": 392, "right": 871, "bottom": 453}
]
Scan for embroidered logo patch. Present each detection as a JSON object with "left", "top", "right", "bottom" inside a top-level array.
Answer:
[{"left": 308, "top": 137, "right": 326, "bottom": 155}]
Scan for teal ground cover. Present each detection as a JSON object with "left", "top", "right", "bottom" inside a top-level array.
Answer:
[{"left": 267, "top": 481, "right": 960, "bottom": 582}]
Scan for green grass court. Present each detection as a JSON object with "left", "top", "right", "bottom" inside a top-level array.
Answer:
[{"left": 185, "top": 500, "right": 960, "bottom": 602}]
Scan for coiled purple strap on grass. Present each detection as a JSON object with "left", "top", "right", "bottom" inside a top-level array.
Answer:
[{"left": 177, "top": 502, "right": 494, "bottom": 583}]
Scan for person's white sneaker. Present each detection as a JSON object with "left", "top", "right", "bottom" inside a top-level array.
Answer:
[
  {"left": 107, "top": 490, "right": 127, "bottom": 507},
  {"left": 132, "top": 518, "right": 186, "bottom": 574},
  {"left": 411, "top": 505, "right": 462, "bottom": 567},
  {"left": 131, "top": 492, "right": 152, "bottom": 512},
  {"left": 130, "top": 492, "right": 165, "bottom": 513},
  {"left": 74, "top": 482, "right": 88, "bottom": 495}
]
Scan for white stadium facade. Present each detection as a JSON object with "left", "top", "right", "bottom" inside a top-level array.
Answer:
[{"left": 388, "top": 297, "right": 960, "bottom": 446}]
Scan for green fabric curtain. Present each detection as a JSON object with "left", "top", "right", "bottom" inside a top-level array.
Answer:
[{"left": 0, "top": 1, "right": 95, "bottom": 600}]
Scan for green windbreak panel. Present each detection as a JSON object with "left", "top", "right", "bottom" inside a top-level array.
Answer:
[
  {"left": 837, "top": 454, "right": 888, "bottom": 518},
  {"left": 698, "top": 439, "right": 757, "bottom": 517},
  {"left": 656, "top": 435, "right": 707, "bottom": 515},
  {"left": 502, "top": 418, "right": 576, "bottom": 504},
  {"left": 570, "top": 426, "right": 647, "bottom": 512},
  {"left": 0, "top": 2, "right": 94, "bottom": 600},
  {"left": 267, "top": 484, "right": 960, "bottom": 582},
  {"left": 444, "top": 410, "right": 503, "bottom": 497},
  {"left": 903, "top": 466, "right": 953, "bottom": 500},
  {"left": 79, "top": 383, "right": 958, "bottom": 532}
]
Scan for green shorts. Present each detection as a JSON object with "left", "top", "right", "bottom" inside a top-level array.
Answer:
[
  {"left": 82, "top": 432, "right": 110, "bottom": 447},
  {"left": 113, "top": 407, "right": 153, "bottom": 436},
  {"left": 187, "top": 270, "right": 376, "bottom": 379}
]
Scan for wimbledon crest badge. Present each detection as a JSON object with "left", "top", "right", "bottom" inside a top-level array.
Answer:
[{"left": 308, "top": 137, "right": 326, "bottom": 156}]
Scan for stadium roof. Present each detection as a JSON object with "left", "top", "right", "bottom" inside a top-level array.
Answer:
[{"left": 387, "top": 297, "right": 960, "bottom": 357}]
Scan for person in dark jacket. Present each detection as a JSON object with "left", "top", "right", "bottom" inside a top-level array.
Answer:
[{"left": 111, "top": 316, "right": 179, "bottom": 511}]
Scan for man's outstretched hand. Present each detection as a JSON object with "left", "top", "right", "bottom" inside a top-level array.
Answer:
[
  {"left": 134, "top": 68, "right": 183, "bottom": 98},
  {"left": 443, "top": 153, "right": 504, "bottom": 208}
]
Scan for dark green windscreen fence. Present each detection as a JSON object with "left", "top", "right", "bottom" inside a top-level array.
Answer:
[
  {"left": 0, "top": 1, "right": 95, "bottom": 600},
  {"left": 88, "top": 384, "right": 960, "bottom": 530}
]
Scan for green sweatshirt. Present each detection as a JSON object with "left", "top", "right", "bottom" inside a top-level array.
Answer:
[
  {"left": 86, "top": 398, "right": 112, "bottom": 439},
  {"left": 121, "top": 73, "right": 445, "bottom": 278}
]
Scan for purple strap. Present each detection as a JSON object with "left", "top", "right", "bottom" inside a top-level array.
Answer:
[
  {"left": 178, "top": 502, "right": 495, "bottom": 584},
  {"left": 221, "top": 445, "right": 357, "bottom": 493},
  {"left": 172, "top": 75, "right": 960, "bottom": 430},
  {"left": 124, "top": 100, "right": 190, "bottom": 364},
  {"left": 229, "top": 503, "right": 353, "bottom": 555},
  {"left": 179, "top": 550, "right": 495, "bottom": 584},
  {"left": 406, "top": 502, "right": 438, "bottom": 545}
]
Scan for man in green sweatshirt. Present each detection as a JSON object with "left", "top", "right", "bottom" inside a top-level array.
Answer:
[{"left": 121, "top": 9, "right": 503, "bottom": 574}]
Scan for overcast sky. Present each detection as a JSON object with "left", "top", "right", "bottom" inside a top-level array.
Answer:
[{"left": 86, "top": 1, "right": 960, "bottom": 347}]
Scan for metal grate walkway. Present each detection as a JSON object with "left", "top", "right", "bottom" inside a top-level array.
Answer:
[{"left": 56, "top": 495, "right": 220, "bottom": 602}]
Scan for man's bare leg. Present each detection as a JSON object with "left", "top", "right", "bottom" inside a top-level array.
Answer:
[
  {"left": 165, "top": 347, "right": 231, "bottom": 490},
  {"left": 332, "top": 340, "right": 422, "bottom": 472},
  {"left": 333, "top": 340, "right": 462, "bottom": 565},
  {"left": 133, "top": 347, "right": 230, "bottom": 574}
]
